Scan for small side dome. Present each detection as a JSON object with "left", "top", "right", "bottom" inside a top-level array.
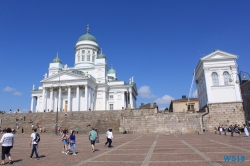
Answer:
[
  {"left": 108, "top": 68, "right": 116, "bottom": 74},
  {"left": 97, "top": 53, "right": 106, "bottom": 59},
  {"left": 52, "top": 53, "right": 62, "bottom": 64}
]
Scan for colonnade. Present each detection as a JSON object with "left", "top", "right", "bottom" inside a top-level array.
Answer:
[{"left": 30, "top": 86, "right": 135, "bottom": 112}]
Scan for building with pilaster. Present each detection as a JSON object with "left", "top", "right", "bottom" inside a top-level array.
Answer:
[
  {"left": 30, "top": 26, "right": 137, "bottom": 112},
  {"left": 195, "top": 50, "right": 245, "bottom": 130}
]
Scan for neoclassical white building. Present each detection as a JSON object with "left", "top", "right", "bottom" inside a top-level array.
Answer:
[
  {"left": 195, "top": 50, "right": 242, "bottom": 109},
  {"left": 195, "top": 50, "right": 245, "bottom": 129},
  {"left": 30, "top": 26, "right": 137, "bottom": 112}
]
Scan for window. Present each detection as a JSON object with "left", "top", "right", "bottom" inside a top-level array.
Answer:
[
  {"left": 82, "top": 50, "right": 85, "bottom": 54},
  {"left": 92, "top": 56, "right": 95, "bottom": 62},
  {"left": 87, "top": 55, "right": 90, "bottom": 61},
  {"left": 223, "top": 71, "right": 230, "bottom": 85},
  {"left": 82, "top": 55, "right": 85, "bottom": 61},
  {"left": 109, "top": 104, "right": 113, "bottom": 110},
  {"left": 109, "top": 95, "right": 113, "bottom": 99},
  {"left": 212, "top": 72, "right": 219, "bottom": 86}
]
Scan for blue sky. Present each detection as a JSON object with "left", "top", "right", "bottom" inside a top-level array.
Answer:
[{"left": 1, "top": 0, "right": 250, "bottom": 112}]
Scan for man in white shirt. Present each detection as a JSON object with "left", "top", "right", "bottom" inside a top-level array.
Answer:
[
  {"left": 107, "top": 129, "right": 113, "bottom": 148},
  {"left": 104, "top": 129, "right": 109, "bottom": 146},
  {"left": 30, "top": 129, "right": 39, "bottom": 160},
  {"left": 0, "top": 128, "right": 14, "bottom": 164}
]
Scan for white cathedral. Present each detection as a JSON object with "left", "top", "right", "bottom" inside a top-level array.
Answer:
[{"left": 30, "top": 26, "right": 138, "bottom": 112}]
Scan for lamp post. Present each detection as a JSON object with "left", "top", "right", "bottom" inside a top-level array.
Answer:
[{"left": 51, "top": 77, "right": 68, "bottom": 135}]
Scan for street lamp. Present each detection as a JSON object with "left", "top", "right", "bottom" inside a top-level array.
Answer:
[{"left": 51, "top": 76, "right": 68, "bottom": 135}]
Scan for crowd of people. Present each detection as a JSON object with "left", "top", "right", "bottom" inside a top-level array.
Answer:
[{"left": 216, "top": 124, "right": 249, "bottom": 136}]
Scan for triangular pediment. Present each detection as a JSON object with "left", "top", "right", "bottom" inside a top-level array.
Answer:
[
  {"left": 201, "top": 50, "right": 237, "bottom": 61},
  {"left": 41, "top": 71, "right": 86, "bottom": 83}
]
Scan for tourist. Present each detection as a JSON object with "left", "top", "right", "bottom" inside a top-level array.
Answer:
[
  {"left": 234, "top": 125, "right": 241, "bottom": 134},
  {"left": 22, "top": 127, "right": 24, "bottom": 135},
  {"left": 9, "top": 109, "right": 12, "bottom": 114},
  {"left": 243, "top": 124, "right": 249, "bottom": 137},
  {"left": 24, "top": 116, "right": 26, "bottom": 121},
  {"left": 31, "top": 124, "right": 34, "bottom": 130},
  {"left": 0, "top": 128, "right": 14, "bottom": 164},
  {"left": 104, "top": 129, "right": 109, "bottom": 146},
  {"left": 61, "top": 130, "right": 68, "bottom": 153},
  {"left": 89, "top": 127, "right": 97, "bottom": 152},
  {"left": 39, "top": 127, "right": 42, "bottom": 133},
  {"left": 30, "top": 128, "right": 39, "bottom": 160},
  {"left": 65, "top": 130, "right": 77, "bottom": 155},
  {"left": 64, "top": 113, "right": 67, "bottom": 118},
  {"left": 107, "top": 129, "right": 113, "bottom": 148}
]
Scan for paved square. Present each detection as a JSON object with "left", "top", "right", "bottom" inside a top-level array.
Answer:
[{"left": 4, "top": 133, "right": 250, "bottom": 165}]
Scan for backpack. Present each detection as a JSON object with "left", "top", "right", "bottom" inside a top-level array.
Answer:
[{"left": 34, "top": 133, "right": 40, "bottom": 143}]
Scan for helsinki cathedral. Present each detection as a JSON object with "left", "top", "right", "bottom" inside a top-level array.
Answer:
[{"left": 30, "top": 25, "right": 137, "bottom": 112}]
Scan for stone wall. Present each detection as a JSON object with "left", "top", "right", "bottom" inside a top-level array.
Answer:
[
  {"left": 203, "top": 102, "right": 245, "bottom": 131},
  {"left": 0, "top": 105, "right": 245, "bottom": 134},
  {"left": 121, "top": 109, "right": 203, "bottom": 133}
]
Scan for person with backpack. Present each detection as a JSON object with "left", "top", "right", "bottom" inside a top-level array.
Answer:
[
  {"left": 0, "top": 128, "right": 14, "bottom": 164},
  {"left": 30, "top": 128, "right": 40, "bottom": 160}
]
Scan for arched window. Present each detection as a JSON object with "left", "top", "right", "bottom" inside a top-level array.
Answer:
[
  {"left": 87, "top": 55, "right": 90, "bottom": 61},
  {"left": 212, "top": 72, "right": 219, "bottom": 86},
  {"left": 223, "top": 71, "right": 230, "bottom": 85}
]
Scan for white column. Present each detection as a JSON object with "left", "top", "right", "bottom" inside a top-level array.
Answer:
[
  {"left": 88, "top": 87, "right": 91, "bottom": 110},
  {"left": 45, "top": 89, "right": 48, "bottom": 111},
  {"left": 85, "top": 85, "right": 88, "bottom": 111},
  {"left": 41, "top": 88, "right": 45, "bottom": 112},
  {"left": 58, "top": 87, "right": 62, "bottom": 112},
  {"left": 122, "top": 92, "right": 125, "bottom": 109},
  {"left": 30, "top": 96, "right": 34, "bottom": 112},
  {"left": 89, "top": 87, "right": 92, "bottom": 110},
  {"left": 114, "top": 92, "right": 117, "bottom": 110},
  {"left": 76, "top": 86, "right": 80, "bottom": 111},
  {"left": 50, "top": 88, "right": 54, "bottom": 111},
  {"left": 68, "top": 86, "right": 71, "bottom": 111},
  {"left": 129, "top": 88, "right": 134, "bottom": 109},
  {"left": 103, "top": 90, "right": 106, "bottom": 110}
]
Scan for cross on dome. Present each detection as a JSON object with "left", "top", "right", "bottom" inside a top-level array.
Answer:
[{"left": 86, "top": 24, "right": 90, "bottom": 33}]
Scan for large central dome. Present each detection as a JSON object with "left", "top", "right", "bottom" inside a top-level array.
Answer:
[
  {"left": 77, "top": 25, "right": 98, "bottom": 43},
  {"left": 77, "top": 32, "right": 98, "bottom": 43}
]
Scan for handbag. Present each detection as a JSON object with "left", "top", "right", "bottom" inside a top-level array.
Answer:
[{"left": 96, "top": 136, "right": 99, "bottom": 143}]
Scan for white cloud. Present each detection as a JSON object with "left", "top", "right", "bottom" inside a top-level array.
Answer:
[
  {"left": 154, "top": 95, "right": 175, "bottom": 105},
  {"left": 3, "top": 86, "right": 15, "bottom": 92},
  {"left": 138, "top": 86, "right": 157, "bottom": 98},
  {"left": 13, "top": 92, "right": 22, "bottom": 96},
  {"left": 191, "top": 89, "right": 198, "bottom": 98}
]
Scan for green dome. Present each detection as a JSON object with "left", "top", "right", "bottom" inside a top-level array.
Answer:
[
  {"left": 97, "top": 53, "right": 106, "bottom": 59},
  {"left": 77, "top": 33, "right": 98, "bottom": 43},
  {"left": 108, "top": 68, "right": 116, "bottom": 74},
  {"left": 52, "top": 55, "right": 62, "bottom": 64}
]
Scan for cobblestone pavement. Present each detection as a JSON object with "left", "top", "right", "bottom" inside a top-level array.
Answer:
[{"left": 3, "top": 133, "right": 250, "bottom": 165}]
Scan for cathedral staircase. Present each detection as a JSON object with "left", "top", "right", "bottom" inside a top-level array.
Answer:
[{"left": 0, "top": 110, "right": 122, "bottom": 134}]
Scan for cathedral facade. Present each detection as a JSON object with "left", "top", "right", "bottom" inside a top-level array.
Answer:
[{"left": 30, "top": 26, "right": 137, "bottom": 112}]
